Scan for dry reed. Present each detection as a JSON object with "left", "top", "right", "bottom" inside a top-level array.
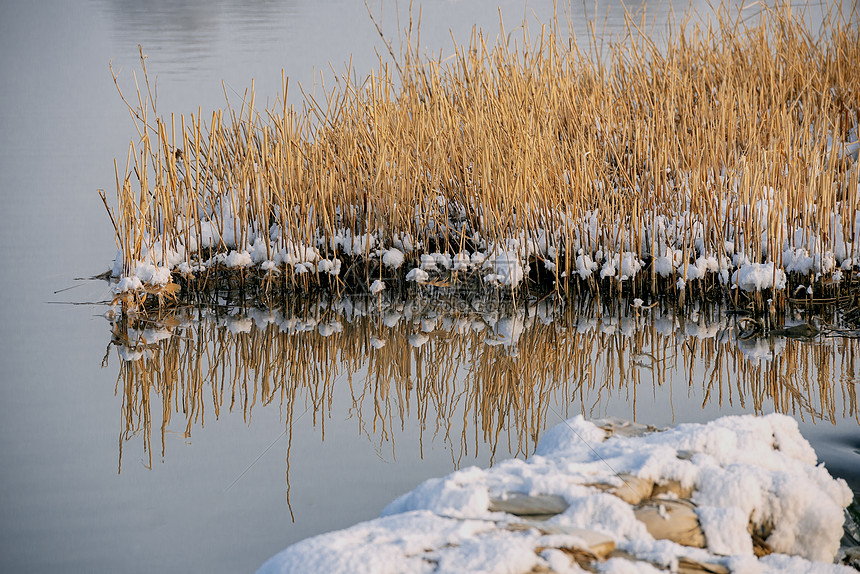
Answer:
[{"left": 103, "top": 1, "right": 860, "bottom": 315}]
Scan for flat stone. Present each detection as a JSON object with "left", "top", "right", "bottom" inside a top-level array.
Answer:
[
  {"left": 530, "top": 525, "right": 616, "bottom": 559},
  {"left": 489, "top": 493, "right": 569, "bottom": 517},
  {"left": 593, "top": 417, "right": 659, "bottom": 439},
  {"left": 677, "top": 556, "right": 730, "bottom": 574}
]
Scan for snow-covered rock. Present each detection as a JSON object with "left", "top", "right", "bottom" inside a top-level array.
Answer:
[{"left": 257, "top": 414, "right": 854, "bottom": 574}]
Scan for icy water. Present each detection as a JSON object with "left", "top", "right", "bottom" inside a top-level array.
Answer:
[{"left": 0, "top": 1, "right": 856, "bottom": 573}]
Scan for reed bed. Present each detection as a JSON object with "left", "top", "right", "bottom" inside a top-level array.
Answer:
[
  {"left": 108, "top": 295, "right": 858, "bottom": 479},
  {"left": 103, "top": 1, "right": 860, "bottom": 315}
]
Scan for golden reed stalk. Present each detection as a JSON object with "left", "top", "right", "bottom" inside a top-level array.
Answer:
[{"left": 105, "top": 1, "right": 859, "bottom": 315}]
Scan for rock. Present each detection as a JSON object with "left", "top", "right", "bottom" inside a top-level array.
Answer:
[
  {"left": 837, "top": 546, "right": 860, "bottom": 570},
  {"left": 652, "top": 478, "right": 694, "bottom": 500},
  {"left": 593, "top": 417, "right": 659, "bottom": 438},
  {"left": 634, "top": 499, "right": 706, "bottom": 548},
  {"left": 530, "top": 526, "right": 615, "bottom": 559},
  {"left": 606, "top": 550, "right": 729, "bottom": 574},
  {"left": 259, "top": 415, "right": 852, "bottom": 574},
  {"left": 489, "top": 493, "right": 569, "bottom": 519},
  {"left": 676, "top": 449, "right": 696, "bottom": 461},
  {"left": 588, "top": 474, "right": 654, "bottom": 505},
  {"left": 676, "top": 557, "right": 730, "bottom": 573}
]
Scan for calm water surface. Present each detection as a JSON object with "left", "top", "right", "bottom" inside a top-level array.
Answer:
[{"left": 0, "top": 1, "right": 855, "bottom": 572}]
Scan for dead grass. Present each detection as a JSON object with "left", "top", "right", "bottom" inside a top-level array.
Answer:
[{"left": 105, "top": 1, "right": 860, "bottom": 312}]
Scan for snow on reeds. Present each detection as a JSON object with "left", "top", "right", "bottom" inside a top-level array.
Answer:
[
  {"left": 109, "top": 295, "right": 857, "bottom": 472},
  {"left": 104, "top": 1, "right": 860, "bottom": 313}
]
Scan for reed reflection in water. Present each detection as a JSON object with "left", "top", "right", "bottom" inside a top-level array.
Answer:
[{"left": 106, "top": 293, "right": 859, "bottom": 506}]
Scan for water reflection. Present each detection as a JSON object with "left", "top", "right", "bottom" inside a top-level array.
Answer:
[
  {"left": 93, "top": 0, "right": 771, "bottom": 84},
  {"left": 96, "top": 0, "right": 302, "bottom": 76},
  {"left": 99, "top": 0, "right": 299, "bottom": 47},
  {"left": 106, "top": 293, "right": 859, "bottom": 491}
]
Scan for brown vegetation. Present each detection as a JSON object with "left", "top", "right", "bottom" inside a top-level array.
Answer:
[{"left": 105, "top": 1, "right": 860, "bottom": 311}]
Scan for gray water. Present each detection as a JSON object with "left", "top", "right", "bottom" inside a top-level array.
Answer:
[{"left": 0, "top": 1, "right": 856, "bottom": 573}]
